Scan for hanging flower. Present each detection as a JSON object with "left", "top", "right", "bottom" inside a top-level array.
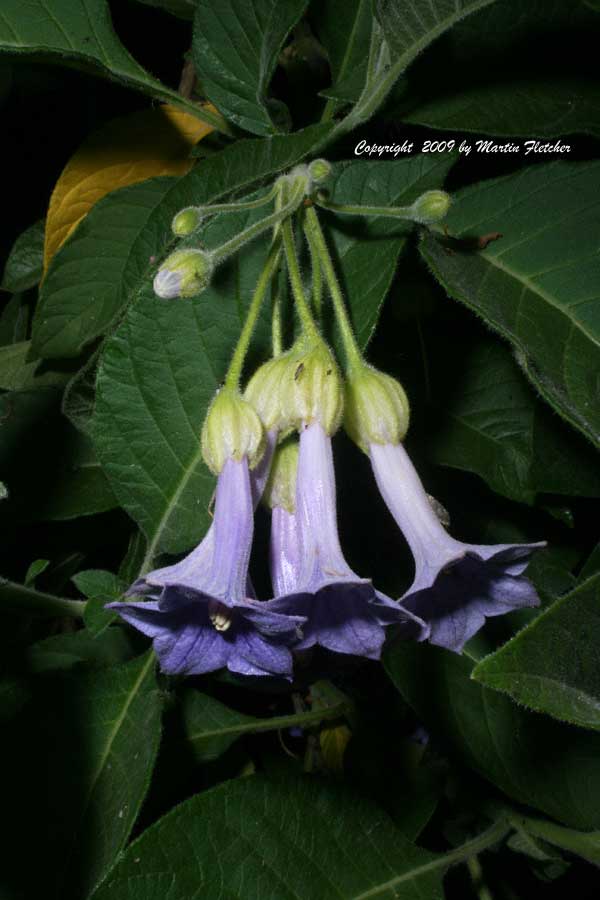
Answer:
[
  {"left": 109, "top": 454, "right": 305, "bottom": 677},
  {"left": 268, "top": 422, "right": 428, "bottom": 659},
  {"left": 109, "top": 388, "right": 303, "bottom": 678},
  {"left": 369, "top": 440, "right": 543, "bottom": 652},
  {"left": 344, "top": 363, "right": 543, "bottom": 653}
]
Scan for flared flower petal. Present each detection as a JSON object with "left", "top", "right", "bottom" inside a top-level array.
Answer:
[
  {"left": 369, "top": 440, "right": 543, "bottom": 653},
  {"left": 109, "top": 451, "right": 304, "bottom": 679},
  {"left": 269, "top": 422, "right": 427, "bottom": 658}
]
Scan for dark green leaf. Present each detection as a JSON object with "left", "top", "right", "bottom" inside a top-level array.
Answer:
[
  {"left": 192, "top": 0, "right": 309, "bottom": 135},
  {"left": 374, "top": 0, "right": 498, "bottom": 58},
  {"left": 472, "top": 573, "right": 600, "bottom": 731},
  {"left": 0, "top": 340, "right": 73, "bottom": 391},
  {"left": 313, "top": 0, "right": 372, "bottom": 116},
  {"left": 428, "top": 338, "right": 600, "bottom": 504},
  {"left": 0, "top": 0, "right": 224, "bottom": 129},
  {"left": 332, "top": 0, "right": 498, "bottom": 137},
  {"left": 24, "top": 558, "right": 49, "bottom": 585},
  {"left": 1, "top": 651, "right": 161, "bottom": 899},
  {"left": 133, "top": 0, "right": 196, "bottom": 18},
  {"left": 1, "top": 219, "right": 44, "bottom": 292},
  {"left": 385, "top": 641, "right": 600, "bottom": 829},
  {"left": 0, "top": 291, "right": 30, "bottom": 345},
  {"left": 401, "top": 0, "right": 600, "bottom": 139},
  {"left": 181, "top": 686, "right": 349, "bottom": 762},
  {"left": 93, "top": 290, "right": 229, "bottom": 560},
  {"left": 74, "top": 569, "right": 125, "bottom": 636},
  {"left": 93, "top": 774, "right": 445, "bottom": 899},
  {"left": 26, "top": 627, "right": 134, "bottom": 672},
  {"left": 420, "top": 161, "right": 600, "bottom": 449},
  {"left": 0, "top": 390, "right": 117, "bottom": 520},
  {"left": 33, "top": 125, "right": 333, "bottom": 360},
  {"left": 579, "top": 542, "right": 600, "bottom": 582}
]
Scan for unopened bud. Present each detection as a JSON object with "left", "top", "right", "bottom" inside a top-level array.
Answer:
[
  {"left": 410, "top": 190, "right": 451, "bottom": 225},
  {"left": 283, "top": 342, "right": 344, "bottom": 435},
  {"left": 244, "top": 354, "right": 294, "bottom": 432},
  {"left": 153, "top": 248, "right": 213, "bottom": 299},
  {"left": 263, "top": 439, "right": 299, "bottom": 513},
  {"left": 171, "top": 207, "right": 203, "bottom": 236},
  {"left": 344, "top": 365, "right": 410, "bottom": 451},
  {"left": 308, "top": 158, "right": 332, "bottom": 185},
  {"left": 201, "top": 387, "right": 265, "bottom": 474}
]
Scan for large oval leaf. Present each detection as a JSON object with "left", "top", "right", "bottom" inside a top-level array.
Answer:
[
  {"left": 0, "top": 0, "right": 224, "bottom": 129},
  {"left": 93, "top": 774, "right": 444, "bottom": 899},
  {"left": 192, "top": 0, "right": 309, "bottom": 135},
  {"left": 1, "top": 651, "right": 161, "bottom": 899},
  {"left": 385, "top": 641, "right": 600, "bottom": 830},
  {"left": 44, "top": 105, "right": 213, "bottom": 269},
  {"left": 473, "top": 572, "right": 600, "bottom": 731},
  {"left": 420, "top": 161, "right": 600, "bottom": 449}
]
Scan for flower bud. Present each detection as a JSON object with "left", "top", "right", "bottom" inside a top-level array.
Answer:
[
  {"left": 263, "top": 438, "right": 299, "bottom": 513},
  {"left": 244, "top": 352, "right": 295, "bottom": 432},
  {"left": 308, "top": 158, "right": 332, "bottom": 185},
  {"left": 283, "top": 342, "right": 344, "bottom": 435},
  {"left": 171, "top": 207, "right": 203, "bottom": 236},
  {"left": 153, "top": 248, "right": 214, "bottom": 299},
  {"left": 410, "top": 190, "right": 451, "bottom": 225},
  {"left": 344, "top": 365, "right": 410, "bottom": 451},
  {"left": 201, "top": 387, "right": 265, "bottom": 474}
]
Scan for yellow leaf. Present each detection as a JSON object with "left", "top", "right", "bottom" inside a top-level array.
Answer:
[
  {"left": 44, "top": 104, "right": 214, "bottom": 270},
  {"left": 320, "top": 723, "right": 352, "bottom": 774}
]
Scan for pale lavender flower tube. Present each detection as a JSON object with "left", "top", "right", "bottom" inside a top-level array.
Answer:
[
  {"left": 369, "top": 441, "right": 543, "bottom": 652},
  {"left": 269, "top": 422, "right": 427, "bottom": 658},
  {"left": 109, "top": 433, "right": 304, "bottom": 678}
]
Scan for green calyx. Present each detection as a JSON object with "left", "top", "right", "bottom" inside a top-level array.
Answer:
[
  {"left": 410, "top": 190, "right": 451, "bottom": 225},
  {"left": 263, "top": 438, "right": 299, "bottom": 513},
  {"left": 201, "top": 387, "right": 265, "bottom": 475},
  {"left": 153, "top": 248, "right": 214, "bottom": 299},
  {"left": 245, "top": 341, "right": 344, "bottom": 436},
  {"left": 171, "top": 207, "right": 203, "bottom": 236},
  {"left": 244, "top": 353, "right": 294, "bottom": 432},
  {"left": 308, "top": 158, "right": 332, "bottom": 186},
  {"left": 344, "top": 365, "right": 410, "bottom": 451},
  {"left": 285, "top": 340, "right": 344, "bottom": 435}
]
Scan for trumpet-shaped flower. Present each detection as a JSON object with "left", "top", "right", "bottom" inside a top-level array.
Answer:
[
  {"left": 269, "top": 422, "right": 427, "bottom": 659},
  {"left": 369, "top": 441, "right": 543, "bottom": 652},
  {"left": 109, "top": 451, "right": 304, "bottom": 678}
]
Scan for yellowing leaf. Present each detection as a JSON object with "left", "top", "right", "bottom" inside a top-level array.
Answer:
[
  {"left": 44, "top": 104, "right": 213, "bottom": 270},
  {"left": 320, "top": 723, "right": 352, "bottom": 773}
]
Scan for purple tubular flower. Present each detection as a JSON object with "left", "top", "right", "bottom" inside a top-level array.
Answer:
[
  {"left": 109, "top": 442, "right": 305, "bottom": 679},
  {"left": 269, "top": 422, "right": 427, "bottom": 659},
  {"left": 369, "top": 441, "right": 544, "bottom": 653}
]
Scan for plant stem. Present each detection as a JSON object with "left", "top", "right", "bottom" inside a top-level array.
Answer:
[
  {"left": 315, "top": 197, "right": 417, "bottom": 220},
  {"left": 303, "top": 210, "right": 323, "bottom": 320},
  {"left": 467, "top": 855, "right": 494, "bottom": 900},
  {"left": 212, "top": 178, "right": 305, "bottom": 266},
  {"left": 195, "top": 184, "right": 278, "bottom": 217},
  {"left": 353, "top": 819, "right": 510, "bottom": 900},
  {"left": 303, "top": 206, "right": 363, "bottom": 370},
  {"left": 0, "top": 578, "right": 86, "bottom": 619},
  {"left": 225, "top": 240, "right": 282, "bottom": 390},
  {"left": 281, "top": 217, "right": 321, "bottom": 345},
  {"left": 271, "top": 185, "right": 285, "bottom": 356}
]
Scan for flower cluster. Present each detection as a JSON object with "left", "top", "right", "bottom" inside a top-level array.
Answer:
[{"left": 109, "top": 161, "right": 543, "bottom": 679}]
